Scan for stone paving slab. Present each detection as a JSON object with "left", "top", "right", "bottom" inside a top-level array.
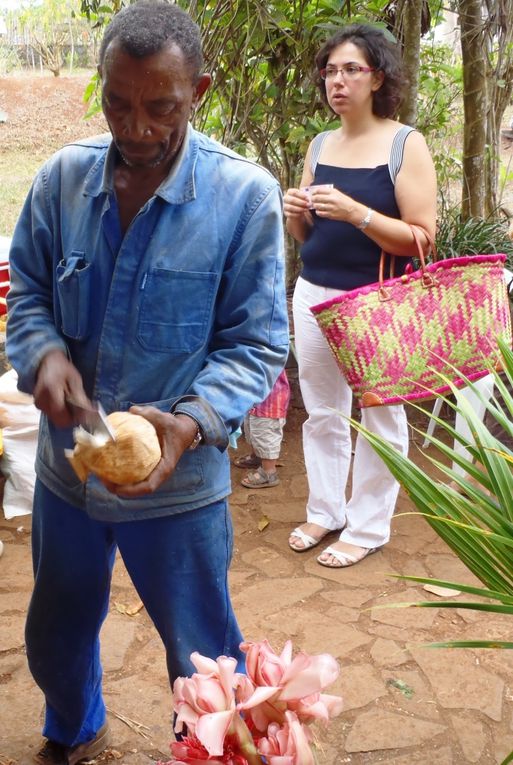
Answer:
[{"left": 3, "top": 412, "right": 513, "bottom": 763}]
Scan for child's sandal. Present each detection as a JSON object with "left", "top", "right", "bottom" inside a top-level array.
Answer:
[{"left": 241, "top": 466, "right": 279, "bottom": 488}]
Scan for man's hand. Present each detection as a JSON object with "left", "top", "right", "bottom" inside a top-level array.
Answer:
[
  {"left": 33, "top": 350, "right": 89, "bottom": 428},
  {"left": 103, "top": 406, "right": 199, "bottom": 497}
]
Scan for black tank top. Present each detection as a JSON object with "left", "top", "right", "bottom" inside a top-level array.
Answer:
[{"left": 300, "top": 127, "right": 414, "bottom": 290}]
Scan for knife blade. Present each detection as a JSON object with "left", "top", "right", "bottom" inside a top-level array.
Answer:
[{"left": 66, "top": 398, "right": 116, "bottom": 441}]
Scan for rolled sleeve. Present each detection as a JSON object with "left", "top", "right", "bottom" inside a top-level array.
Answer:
[{"left": 171, "top": 394, "right": 229, "bottom": 450}]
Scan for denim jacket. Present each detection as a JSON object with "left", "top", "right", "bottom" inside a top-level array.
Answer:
[{"left": 6, "top": 126, "right": 289, "bottom": 521}]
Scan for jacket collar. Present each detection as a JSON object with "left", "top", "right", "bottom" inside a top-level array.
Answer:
[{"left": 83, "top": 124, "right": 198, "bottom": 205}]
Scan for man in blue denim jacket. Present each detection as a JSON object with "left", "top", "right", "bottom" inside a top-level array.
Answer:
[{"left": 7, "top": 3, "right": 288, "bottom": 763}]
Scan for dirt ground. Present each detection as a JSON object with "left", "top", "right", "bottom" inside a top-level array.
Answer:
[{"left": 2, "top": 73, "right": 513, "bottom": 765}]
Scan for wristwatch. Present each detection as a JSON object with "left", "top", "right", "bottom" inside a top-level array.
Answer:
[
  {"left": 171, "top": 410, "right": 203, "bottom": 450},
  {"left": 188, "top": 422, "right": 203, "bottom": 450}
]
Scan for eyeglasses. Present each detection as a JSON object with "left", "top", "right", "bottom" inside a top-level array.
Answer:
[{"left": 319, "top": 63, "right": 375, "bottom": 81}]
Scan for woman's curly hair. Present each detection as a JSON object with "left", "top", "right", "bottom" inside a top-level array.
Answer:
[{"left": 314, "top": 24, "right": 406, "bottom": 119}]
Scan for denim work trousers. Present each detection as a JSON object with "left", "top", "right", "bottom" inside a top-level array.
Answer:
[
  {"left": 26, "top": 480, "right": 244, "bottom": 748},
  {"left": 293, "top": 276, "right": 409, "bottom": 548}
]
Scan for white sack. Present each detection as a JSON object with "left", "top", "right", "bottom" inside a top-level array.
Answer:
[{"left": 0, "top": 369, "right": 39, "bottom": 519}]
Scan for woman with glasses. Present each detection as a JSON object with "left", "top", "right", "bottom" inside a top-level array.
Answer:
[{"left": 284, "top": 23, "right": 436, "bottom": 568}]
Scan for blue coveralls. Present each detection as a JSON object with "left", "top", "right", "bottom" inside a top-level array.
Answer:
[{"left": 6, "top": 126, "right": 289, "bottom": 746}]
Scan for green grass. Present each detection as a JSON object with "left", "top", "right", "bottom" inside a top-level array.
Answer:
[{"left": 0, "top": 153, "right": 48, "bottom": 236}]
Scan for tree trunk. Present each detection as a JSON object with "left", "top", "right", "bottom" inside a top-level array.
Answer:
[
  {"left": 458, "top": 0, "right": 488, "bottom": 218},
  {"left": 68, "top": 19, "right": 75, "bottom": 74},
  {"left": 484, "top": 0, "right": 513, "bottom": 216},
  {"left": 397, "top": 0, "right": 423, "bottom": 126}
]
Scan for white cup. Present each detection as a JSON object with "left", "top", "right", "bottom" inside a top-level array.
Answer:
[{"left": 302, "top": 183, "right": 334, "bottom": 209}]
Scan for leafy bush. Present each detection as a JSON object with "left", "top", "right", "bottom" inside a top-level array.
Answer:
[
  {"left": 436, "top": 211, "right": 513, "bottom": 269},
  {"left": 417, "top": 42, "right": 463, "bottom": 206},
  {"left": 0, "top": 42, "right": 21, "bottom": 75}
]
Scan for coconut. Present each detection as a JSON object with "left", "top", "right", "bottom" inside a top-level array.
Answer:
[{"left": 66, "top": 411, "right": 161, "bottom": 485}]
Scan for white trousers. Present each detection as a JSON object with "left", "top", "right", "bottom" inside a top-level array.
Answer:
[{"left": 292, "top": 276, "right": 409, "bottom": 547}]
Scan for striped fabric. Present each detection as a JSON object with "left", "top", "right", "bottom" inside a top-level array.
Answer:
[
  {"left": 387, "top": 125, "right": 415, "bottom": 183},
  {"left": 250, "top": 369, "right": 291, "bottom": 419},
  {"left": 309, "top": 124, "right": 415, "bottom": 183}
]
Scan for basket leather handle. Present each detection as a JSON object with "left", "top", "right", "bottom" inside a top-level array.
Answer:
[{"left": 378, "top": 223, "right": 437, "bottom": 297}]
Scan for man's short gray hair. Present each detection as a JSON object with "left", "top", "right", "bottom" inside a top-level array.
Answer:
[{"left": 99, "top": 1, "right": 203, "bottom": 78}]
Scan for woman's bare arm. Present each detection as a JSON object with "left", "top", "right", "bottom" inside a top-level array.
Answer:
[{"left": 283, "top": 143, "right": 315, "bottom": 244}]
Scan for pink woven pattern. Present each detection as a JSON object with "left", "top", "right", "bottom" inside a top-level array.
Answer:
[{"left": 311, "top": 254, "right": 512, "bottom": 407}]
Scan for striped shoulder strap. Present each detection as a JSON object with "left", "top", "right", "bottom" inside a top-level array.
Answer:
[
  {"left": 309, "top": 131, "right": 332, "bottom": 175},
  {"left": 388, "top": 125, "right": 415, "bottom": 185}
]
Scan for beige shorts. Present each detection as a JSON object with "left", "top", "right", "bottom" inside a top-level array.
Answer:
[{"left": 243, "top": 414, "right": 285, "bottom": 460}]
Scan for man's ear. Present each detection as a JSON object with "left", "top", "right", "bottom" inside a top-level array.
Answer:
[{"left": 192, "top": 73, "right": 211, "bottom": 108}]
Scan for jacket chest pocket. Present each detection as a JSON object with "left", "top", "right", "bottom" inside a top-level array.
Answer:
[
  {"left": 137, "top": 269, "right": 217, "bottom": 353},
  {"left": 56, "top": 253, "right": 92, "bottom": 340}
]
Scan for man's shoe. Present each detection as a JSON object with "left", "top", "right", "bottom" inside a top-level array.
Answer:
[{"left": 21, "top": 723, "right": 110, "bottom": 765}]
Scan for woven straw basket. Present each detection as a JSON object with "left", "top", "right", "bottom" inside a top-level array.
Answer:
[{"left": 310, "top": 226, "right": 512, "bottom": 407}]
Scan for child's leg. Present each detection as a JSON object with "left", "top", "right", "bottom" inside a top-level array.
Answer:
[
  {"left": 250, "top": 415, "right": 284, "bottom": 465},
  {"left": 240, "top": 416, "right": 285, "bottom": 488},
  {"left": 232, "top": 415, "right": 262, "bottom": 468}
]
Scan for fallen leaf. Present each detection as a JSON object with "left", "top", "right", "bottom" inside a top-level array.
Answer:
[
  {"left": 114, "top": 600, "right": 144, "bottom": 616},
  {"left": 423, "top": 584, "right": 461, "bottom": 597},
  {"left": 125, "top": 600, "right": 144, "bottom": 616},
  {"left": 386, "top": 678, "right": 414, "bottom": 698},
  {"left": 258, "top": 515, "right": 270, "bottom": 532}
]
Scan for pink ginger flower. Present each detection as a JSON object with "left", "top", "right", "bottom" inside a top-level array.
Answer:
[
  {"left": 257, "top": 712, "right": 315, "bottom": 765},
  {"left": 173, "top": 653, "right": 259, "bottom": 762},
  {"left": 173, "top": 654, "right": 242, "bottom": 755},
  {"left": 238, "top": 640, "right": 343, "bottom": 733}
]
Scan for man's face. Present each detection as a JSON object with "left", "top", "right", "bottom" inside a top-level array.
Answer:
[{"left": 99, "top": 39, "right": 210, "bottom": 170}]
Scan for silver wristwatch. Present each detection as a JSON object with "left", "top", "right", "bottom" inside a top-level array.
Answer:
[{"left": 188, "top": 421, "right": 203, "bottom": 450}]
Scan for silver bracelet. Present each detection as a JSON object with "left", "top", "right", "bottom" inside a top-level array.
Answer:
[{"left": 357, "top": 207, "right": 373, "bottom": 230}]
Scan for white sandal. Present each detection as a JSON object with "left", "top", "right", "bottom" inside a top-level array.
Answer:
[
  {"left": 289, "top": 526, "right": 328, "bottom": 552},
  {"left": 317, "top": 545, "right": 380, "bottom": 569}
]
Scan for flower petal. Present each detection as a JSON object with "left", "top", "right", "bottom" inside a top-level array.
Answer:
[
  {"left": 195, "top": 710, "right": 234, "bottom": 756},
  {"left": 192, "top": 676, "right": 230, "bottom": 712},
  {"left": 280, "top": 654, "right": 339, "bottom": 700},
  {"left": 234, "top": 673, "right": 256, "bottom": 703},
  {"left": 191, "top": 652, "right": 221, "bottom": 675},
  {"left": 216, "top": 655, "right": 238, "bottom": 700},
  {"left": 279, "top": 640, "right": 293, "bottom": 666},
  {"left": 319, "top": 692, "right": 344, "bottom": 718},
  {"left": 238, "top": 685, "right": 279, "bottom": 709},
  {"left": 287, "top": 712, "right": 315, "bottom": 765}
]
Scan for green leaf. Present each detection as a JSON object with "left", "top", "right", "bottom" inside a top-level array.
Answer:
[
  {"left": 386, "top": 678, "right": 415, "bottom": 698},
  {"left": 351, "top": 340, "right": 513, "bottom": 665},
  {"left": 419, "top": 640, "right": 513, "bottom": 650}
]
